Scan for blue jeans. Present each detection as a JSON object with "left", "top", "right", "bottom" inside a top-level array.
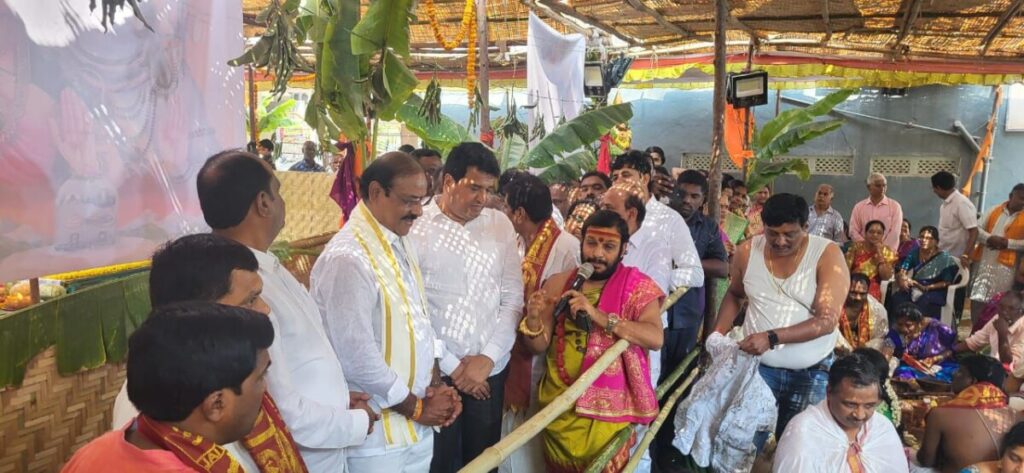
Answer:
[{"left": 757, "top": 355, "right": 833, "bottom": 442}]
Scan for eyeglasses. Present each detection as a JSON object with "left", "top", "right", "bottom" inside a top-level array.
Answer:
[{"left": 388, "top": 188, "right": 432, "bottom": 208}]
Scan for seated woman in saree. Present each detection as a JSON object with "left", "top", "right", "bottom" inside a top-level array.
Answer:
[
  {"left": 889, "top": 225, "right": 961, "bottom": 319},
  {"left": 898, "top": 219, "right": 920, "bottom": 268},
  {"left": 520, "top": 210, "right": 664, "bottom": 473},
  {"left": 884, "top": 303, "right": 958, "bottom": 383},
  {"left": 845, "top": 219, "right": 898, "bottom": 300}
]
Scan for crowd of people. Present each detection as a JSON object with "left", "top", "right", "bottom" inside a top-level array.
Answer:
[{"left": 61, "top": 142, "right": 1024, "bottom": 473}]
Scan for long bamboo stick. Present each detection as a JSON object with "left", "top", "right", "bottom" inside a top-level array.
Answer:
[
  {"left": 459, "top": 338, "right": 630, "bottom": 473},
  {"left": 622, "top": 368, "right": 702, "bottom": 473}
]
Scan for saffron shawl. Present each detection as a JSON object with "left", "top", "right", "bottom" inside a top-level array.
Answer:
[{"left": 574, "top": 265, "right": 664, "bottom": 424}]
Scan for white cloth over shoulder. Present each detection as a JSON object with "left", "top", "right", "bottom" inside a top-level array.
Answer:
[
  {"left": 673, "top": 332, "right": 776, "bottom": 472},
  {"left": 774, "top": 400, "right": 909, "bottom": 473}
]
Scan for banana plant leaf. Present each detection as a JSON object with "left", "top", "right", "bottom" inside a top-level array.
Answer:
[
  {"left": 397, "top": 94, "right": 472, "bottom": 156},
  {"left": 350, "top": 0, "right": 414, "bottom": 57},
  {"left": 308, "top": 0, "right": 368, "bottom": 141},
  {"left": 746, "top": 158, "right": 812, "bottom": 197},
  {"left": 755, "top": 119, "right": 845, "bottom": 163},
  {"left": 538, "top": 148, "right": 597, "bottom": 184},
  {"left": 752, "top": 89, "right": 854, "bottom": 151},
  {"left": 525, "top": 103, "right": 633, "bottom": 168},
  {"left": 497, "top": 134, "right": 529, "bottom": 171},
  {"left": 256, "top": 97, "right": 298, "bottom": 136},
  {"left": 375, "top": 49, "right": 419, "bottom": 121}
]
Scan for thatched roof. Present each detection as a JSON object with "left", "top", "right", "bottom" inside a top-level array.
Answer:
[{"left": 242, "top": 0, "right": 1024, "bottom": 70}]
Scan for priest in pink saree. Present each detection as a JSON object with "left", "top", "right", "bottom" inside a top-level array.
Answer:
[{"left": 518, "top": 210, "right": 665, "bottom": 472}]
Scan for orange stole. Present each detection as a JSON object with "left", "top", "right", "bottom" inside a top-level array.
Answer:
[
  {"left": 136, "top": 393, "right": 308, "bottom": 473},
  {"left": 505, "top": 219, "right": 562, "bottom": 411},
  {"left": 973, "top": 202, "right": 1024, "bottom": 267},
  {"left": 942, "top": 382, "right": 1009, "bottom": 409},
  {"left": 840, "top": 304, "right": 873, "bottom": 348}
]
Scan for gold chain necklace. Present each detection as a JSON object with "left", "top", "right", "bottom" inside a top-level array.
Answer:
[{"left": 766, "top": 235, "right": 808, "bottom": 295}]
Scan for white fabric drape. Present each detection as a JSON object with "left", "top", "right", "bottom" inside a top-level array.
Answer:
[{"left": 526, "top": 12, "right": 585, "bottom": 143}]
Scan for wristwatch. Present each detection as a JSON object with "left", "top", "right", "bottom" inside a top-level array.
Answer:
[
  {"left": 605, "top": 313, "right": 621, "bottom": 336},
  {"left": 767, "top": 330, "right": 779, "bottom": 349}
]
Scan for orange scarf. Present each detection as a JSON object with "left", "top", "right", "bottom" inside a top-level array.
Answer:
[
  {"left": 840, "top": 303, "right": 873, "bottom": 349},
  {"left": 974, "top": 202, "right": 1024, "bottom": 267},
  {"left": 943, "top": 382, "right": 1009, "bottom": 409},
  {"left": 505, "top": 219, "right": 562, "bottom": 411},
  {"left": 136, "top": 393, "right": 308, "bottom": 473}
]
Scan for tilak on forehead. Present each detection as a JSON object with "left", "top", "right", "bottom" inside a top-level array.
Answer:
[{"left": 586, "top": 227, "right": 621, "bottom": 240}]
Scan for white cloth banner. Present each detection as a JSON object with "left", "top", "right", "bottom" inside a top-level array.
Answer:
[
  {"left": 0, "top": 0, "right": 244, "bottom": 281},
  {"left": 526, "top": 12, "right": 585, "bottom": 142}
]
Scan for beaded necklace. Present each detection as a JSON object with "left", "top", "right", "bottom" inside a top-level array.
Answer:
[{"left": 554, "top": 285, "right": 603, "bottom": 385}]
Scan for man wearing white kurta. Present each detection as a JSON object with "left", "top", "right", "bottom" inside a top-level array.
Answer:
[
  {"left": 409, "top": 143, "right": 524, "bottom": 473},
  {"left": 499, "top": 174, "right": 580, "bottom": 473},
  {"left": 197, "top": 151, "right": 373, "bottom": 471},
  {"left": 312, "top": 153, "right": 462, "bottom": 472}
]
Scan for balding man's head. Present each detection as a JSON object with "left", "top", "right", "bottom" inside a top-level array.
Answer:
[
  {"left": 814, "top": 183, "right": 834, "bottom": 209},
  {"left": 197, "top": 150, "right": 284, "bottom": 241},
  {"left": 866, "top": 173, "right": 888, "bottom": 200}
]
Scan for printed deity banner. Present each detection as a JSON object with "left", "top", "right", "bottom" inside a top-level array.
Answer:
[{"left": 0, "top": 0, "right": 244, "bottom": 281}]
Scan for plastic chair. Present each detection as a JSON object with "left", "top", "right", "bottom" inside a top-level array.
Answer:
[{"left": 940, "top": 258, "right": 970, "bottom": 328}]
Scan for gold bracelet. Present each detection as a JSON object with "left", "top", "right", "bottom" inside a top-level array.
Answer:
[
  {"left": 518, "top": 315, "right": 545, "bottom": 338},
  {"left": 411, "top": 398, "right": 424, "bottom": 421}
]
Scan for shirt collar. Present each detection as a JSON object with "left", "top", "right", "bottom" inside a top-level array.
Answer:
[
  {"left": 248, "top": 246, "right": 281, "bottom": 271},
  {"left": 943, "top": 192, "right": 957, "bottom": 205}
]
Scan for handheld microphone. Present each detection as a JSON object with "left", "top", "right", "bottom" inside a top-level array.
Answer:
[{"left": 553, "top": 263, "right": 595, "bottom": 330}]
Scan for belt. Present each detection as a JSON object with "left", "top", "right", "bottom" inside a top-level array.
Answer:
[{"left": 763, "top": 354, "right": 834, "bottom": 373}]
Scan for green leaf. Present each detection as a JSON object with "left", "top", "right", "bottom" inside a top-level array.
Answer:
[
  {"left": 397, "top": 94, "right": 472, "bottom": 156},
  {"left": 351, "top": 0, "right": 414, "bottom": 57},
  {"left": 376, "top": 50, "right": 419, "bottom": 121},
  {"left": 755, "top": 119, "right": 844, "bottom": 162},
  {"left": 497, "top": 134, "right": 529, "bottom": 170},
  {"left": 228, "top": 36, "right": 272, "bottom": 67},
  {"left": 524, "top": 103, "right": 632, "bottom": 169},
  {"left": 746, "top": 158, "right": 811, "bottom": 195},
  {"left": 752, "top": 88, "right": 855, "bottom": 150},
  {"left": 538, "top": 148, "right": 597, "bottom": 184},
  {"left": 257, "top": 98, "right": 298, "bottom": 135}
]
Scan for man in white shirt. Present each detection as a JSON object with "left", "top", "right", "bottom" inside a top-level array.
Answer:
[
  {"left": 197, "top": 150, "right": 374, "bottom": 471},
  {"left": 409, "top": 142, "right": 524, "bottom": 473},
  {"left": 774, "top": 352, "right": 908, "bottom": 473},
  {"left": 956, "top": 290, "right": 1024, "bottom": 373},
  {"left": 311, "top": 152, "right": 462, "bottom": 472},
  {"left": 499, "top": 174, "right": 579, "bottom": 473},
  {"left": 932, "top": 171, "right": 979, "bottom": 262}
]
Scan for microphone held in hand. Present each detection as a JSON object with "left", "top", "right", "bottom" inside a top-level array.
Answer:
[{"left": 553, "top": 263, "right": 595, "bottom": 331}]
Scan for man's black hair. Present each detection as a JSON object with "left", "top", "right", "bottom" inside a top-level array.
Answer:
[
  {"left": 498, "top": 168, "right": 528, "bottom": 196},
  {"left": 761, "top": 193, "right": 809, "bottom": 227},
  {"left": 1012, "top": 183, "right": 1024, "bottom": 195},
  {"left": 654, "top": 165, "right": 670, "bottom": 176},
  {"left": 505, "top": 174, "right": 552, "bottom": 223},
  {"left": 411, "top": 148, "right": 442, "bottom": 161},
  {"left": 443, "top": 142, "right": 501, "bottom": 182},
  {"left": 677, "top": 169, "right": 709, "bottom": 196},
  {"left": 359, "top": 152, "right": 426, "bottom": 200},
  {"left": 258, "top": 139, "right": 274, "bottom": 152},
  {"left": 127, "top": 302, "right": 274, "bottom": 422},
  {"left": 930, "top": 171, "right": 956, "bottom": 191},
  {"left": 197, "top": 150, "right": 275, "bottom": 229},
  {"left": 959, "top": 354, "right": 1007, "bottom": 389},
  {"left": 850, "top": 272, "right": 871, "bottom": 288},
  {"left": 582, "top": 209, "right": 631, "bottom": 246},
  {"left": 1001, "top": 421, "right": 1024, "bottom": 457},
  {"left": 149, "top": 234, "right": 259, "bottom": 308},
  {"left": 611, "top": 150, "right": 652, "bottom": 176},
  {"left": 645, "top": 146, "right": 665, "bottom": 158},
  {"left": 398, "top": 144, "right": 416, "bottom": 154},
  {"left": 828, "top": 352, "right": 882, "bottom": 391},
  {"left": 580, "top": 171, "right": 612, "bottom": 189}
]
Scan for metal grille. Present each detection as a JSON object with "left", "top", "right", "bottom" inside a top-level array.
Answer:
[
  {"left": 812, "top": 156, "right": 854, "bottom": 175},
  {"left": 870, "top": 156, "right": 959, "bottom": 177},
  {"left": 681, "top": 153, "right": 740, "bottom": 172}
]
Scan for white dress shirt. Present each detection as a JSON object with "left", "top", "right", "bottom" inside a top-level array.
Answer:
[
  {"left": 251, "top": 249, "right": 370, "bottom": 472},
  {"left": 624, "top": 224, "right": 673, "bottom": 294},
  {"left": 310, "top": 224, "right": 438, "bottom": 457},
  {"left": 644, "top": 197, "right": 705, "bottom": 290},
  {"left": 410, "top": 203, "right": 525, "bottom": 376},
  {"left": 938, "top": 190, "right": 978, "bottom": 257}
]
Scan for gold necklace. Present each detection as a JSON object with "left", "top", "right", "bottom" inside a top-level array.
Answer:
[{"left": 766, "top": 236, "right": 808, "bottom": 295}]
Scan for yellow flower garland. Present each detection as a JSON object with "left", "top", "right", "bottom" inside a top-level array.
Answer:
[{"left": 425, "top": 0, "right": 477, "bottom": 105}]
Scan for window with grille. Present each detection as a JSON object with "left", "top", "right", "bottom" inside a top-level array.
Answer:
[
  {"left": 681, "top": 153, "right": 853, "bottom": 175},
  {"left": 870, "top": 156, "right": 959, "bottom": 177},
  {"left": 681, "top": 153, "right": 740, "bottom": 172}
]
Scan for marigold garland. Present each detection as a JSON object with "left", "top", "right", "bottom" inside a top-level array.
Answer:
[{"left": 425, "top": 0, "right": 477, "bottom": 105}]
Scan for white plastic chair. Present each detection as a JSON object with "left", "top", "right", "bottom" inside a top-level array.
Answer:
[{"left": 940, "top": 258, "right": 970, "bottom": 328}]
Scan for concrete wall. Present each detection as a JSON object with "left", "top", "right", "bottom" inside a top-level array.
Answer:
[{"left": 434, "top": 85, "right": 1024, "bottom": 231}]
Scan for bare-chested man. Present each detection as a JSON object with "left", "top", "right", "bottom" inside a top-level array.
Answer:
[{"left": 918, "top": 355, "right": 1023, "bottom": 472}]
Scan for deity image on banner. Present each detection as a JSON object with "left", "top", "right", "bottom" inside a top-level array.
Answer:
[{"left": 0, "top": 0, "right": 244, "bottom": 281}]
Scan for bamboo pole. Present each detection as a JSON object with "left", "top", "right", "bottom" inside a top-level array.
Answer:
[
  {"left": 477, "top": 0, "right": 491, "bottom": 141},
  {"left": 707, "top": 0, "right": 729, "bottom": 229},
  {"left": 622, "top": 368, "right": 702, "bottom": 473},
  {"left": 459, "top": 338, "right": 631, "bottom": 473},
  {"left": 248, "top": 65, "right": 258, "bottom": 144}
]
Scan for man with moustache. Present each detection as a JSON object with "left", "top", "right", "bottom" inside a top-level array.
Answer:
[
  {"left": 408, "top": 143, "right": 524, "bottom": 473},
  {"left": 520, "top": 210, "right": 665, "bottom": 472},
  {"left": 311, "top": 152, "right": 462, "bottom": 472},
  {"left": 774, "top": 352, "right": 908, "bottom": 472},
  {"left": 714, "top": 193, "right": 849, "bottom": 440}
]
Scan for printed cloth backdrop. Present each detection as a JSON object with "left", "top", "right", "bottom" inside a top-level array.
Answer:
[{"left": 0, "top": 0, "right": 244, "bottom": 281}]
